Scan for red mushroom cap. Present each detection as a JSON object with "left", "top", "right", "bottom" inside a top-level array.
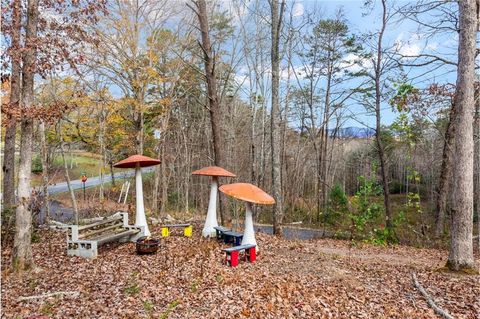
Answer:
[
  {"left": 113, "top": 155, "right": 161, "bottom": 168},
  {"left": 191, "top": 166, "right": 236, "bottom": 177},
  {"left": 219, "top": 183, "right": 275, "bottom": 205}
]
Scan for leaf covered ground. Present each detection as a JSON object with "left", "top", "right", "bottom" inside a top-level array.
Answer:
[{"left": 1, "top": 225, "right": 479, "bottom": 318}]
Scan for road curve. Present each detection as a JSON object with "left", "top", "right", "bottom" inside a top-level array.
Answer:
[{"left": 41, "top": 167, "right": 155, "bottom": 195}]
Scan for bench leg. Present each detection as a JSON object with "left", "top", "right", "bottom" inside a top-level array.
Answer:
[
  {"left": 226, "top": 251, "right": 239, "bottom": 267},
  {"left": 161, "top": 227, "right": 169, "bottom": 237},
  {"left": 184, "top": 225, "right": 193, "bottom": 237},
  {"left": 68, "top": 242, "right": 98, "bottom": 259},
  {"left": 246, "top": 247, "right": 256, "bottom": 263}
]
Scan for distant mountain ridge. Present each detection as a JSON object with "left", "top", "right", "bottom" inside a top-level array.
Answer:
[{"left": 328, "top": 127, "right": 375, "bottom": 138}]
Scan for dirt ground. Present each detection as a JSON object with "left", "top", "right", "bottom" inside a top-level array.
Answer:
[{"left": 1, "top": 225, "right": 479, "bottom": 318}]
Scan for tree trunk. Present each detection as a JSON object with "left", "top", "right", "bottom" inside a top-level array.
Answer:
[
  {"left": 153, "top": 144, "right": 161, "bottom": 217},
  {"left": 160, "top": 142, "right": 168, "bottom": 215},
  {"left": 60, "top": 138, "right": 79, "bottom": 225},
  {"left": 109, "top": 160, "right": 115, "bottom": 187},
  {"left": 133, "top": 106, "right": 144, "bottom": 154},
  {"left": 12, "top": 0, "right": 39, "bottom": 272},
  {"left": 39, "top": 121, "right": 50, "bottom": 224},
  {"left": 322, "top": 68, "right": 333, "bottom": 214},
  {"left": 98, "top": 107, "right": 106, "bottom": 205},
  {"left": 475, "top": 84, "right": 480, "bottom": 252},
  {"left": 374, "top": 0, "right": 393, "bottom": 235},
  {"left": 2, "top": 0, "right": 22, "bottom": 212},
  {"left": 435, "top": 101, "right": 456, "bottom": 237},
  {"left": 194, "top": 0, "right": 228, "bottom": 224},
  {"left": 3, "top": 116, "right": 17, "bottom": 211},
  {"left": 447, "top": 0, "right": 476, "bottom": 271},
  {"left": 270, "top": 0, "right": 285, "bottom": 235}
]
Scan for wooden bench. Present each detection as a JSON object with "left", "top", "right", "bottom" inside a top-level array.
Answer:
[
  {"left": 223, "top": 231, "right": 243, "bottom": 246},
  {"left": 222, "top": 244, "right": 256, "bottom": 267},
  {"left": 67, "top": 212, "right": 142, "bottom": 259},
  {"left": 161, "top": 224, "right": 192, "bottom": 237},
  {"left": 213, "top": 226, "right": 231, "bottom": 241}
]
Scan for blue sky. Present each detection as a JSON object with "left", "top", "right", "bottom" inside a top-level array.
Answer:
[
  {"left": 22, "top": 0, "right": 460, "bottom": 130},
  {"left": 284, "top": 0, "right": 459, "bottom": 128}
]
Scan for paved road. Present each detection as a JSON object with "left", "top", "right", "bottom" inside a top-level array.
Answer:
[
  {"left": 254, "top": 224, "right": 334, "bottom": 240},
  {"left": 43, "top": 167, "right": 155, "bottom": 195},
  {"left": 36, "top": 167, "right": 155, "bottom": 223}
]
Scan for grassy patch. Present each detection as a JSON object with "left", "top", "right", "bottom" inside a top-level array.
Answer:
[
  {"left": 159, "top": 300, "right": 180, "bottom": 319},
  {"left": 30, "top": 152, "right": 104, "bottom": 186},
  {"left": 124, "top": 271, "right": 141, "bottom": 296}
]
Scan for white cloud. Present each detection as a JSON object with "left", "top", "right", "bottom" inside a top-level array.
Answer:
[
  {"left": 394, "top": 32, "right": 439, "bottom": 58},
  {"left": 280, "top": 65, "right": 305, "bottom": 81},
  {"left": 339, "top": 53, "right": 373, "bottom": 73},
  {"left": 292, "top": 2, "right": 304, "bottom": 17},
  {"left": 398, "top": 43, "right": 421, "bottom": 57}
]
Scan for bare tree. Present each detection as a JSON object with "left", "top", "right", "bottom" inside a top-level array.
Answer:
[
  {"left": 270, "top": 0, "right": 286, "bottom": 235},
  {"left": 447, "top": 0, "right": 476, "bottom": 271},
  {"left": 189, "top": 0, "right": 229, "bottom": 224},
  {"left": 2, "top": 0, "right": 22, "bottom": 212},
  {"left": 475, "top": 83, "right": 480, "bottom": 252},
  {"left": 12, "top": 0, "right": 39, "bottom": 271},
  {"left": 435, "top": 93, "right": 456, "bottom": 237},
  {"left": 59, "top": 132, "right": 79, "bottom": 224}
]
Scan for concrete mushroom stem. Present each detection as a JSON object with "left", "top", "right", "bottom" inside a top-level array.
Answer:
[
  {"left": 134, "top": 163, "right": 150, "bottom": 236},
  {"left": 203, "top": 176, "right": 219, "bottom": 237}
]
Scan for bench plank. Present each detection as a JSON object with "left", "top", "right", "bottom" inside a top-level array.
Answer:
[
  {"left": 95, "top": 229, "right": 139, "bottom": 246},
  {"left": 163, "top": 224, "right": 191, "bottom": 228},
  {"left": 67, "top": 212, "right": 143, "bottom": 259},
  {"left": 77, "top": 215, "right": 122, "bottom": 231},
  {"left": 222, "top": 244, "right": 255, "bottom": 253},
  {"left": 79, "top": 223, "right": 123, "bottom": 239},
  {"left": 223, "top": 231, "right": 243, "bottom": 237}
]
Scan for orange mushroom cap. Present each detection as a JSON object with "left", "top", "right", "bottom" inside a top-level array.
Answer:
[
  {"left": 113, "top": 154, "right": 161, "bottom": 168},
  {"left": 219, "top": 183, "right": 275, "bottom": 205},
  {"left": 191, "top": 166, "right": 236, "bottom": 177}
]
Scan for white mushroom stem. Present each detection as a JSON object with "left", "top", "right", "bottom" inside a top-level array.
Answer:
[
  {"left": 135, "top": 163, "right": 150, "bottom": 236},
  {"left": 241, "top": 202, "right": 258, "bottom": 252},
  {"left": 202, "top": 176, "right": 219, "bottom": 237}
]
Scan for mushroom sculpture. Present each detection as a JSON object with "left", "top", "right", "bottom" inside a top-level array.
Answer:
[
  {"left": 219, "top": 183, "right": 275, "bottom": 252},
  {"left": 113, "top": 155, "right": 161, "bottom": 237},
  {"left": 192, "top": 166, "right": 236, "bottom": 237}
]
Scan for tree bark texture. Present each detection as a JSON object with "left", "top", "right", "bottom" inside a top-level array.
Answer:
[
  {"left": 475, "top": 84, "right": 480, "bottom": 252},
  {"left": 447, "top": 0, "right": 476, "bottom": 271},
  {"left": 13, "top": 0, "right": 39, "bottom": 272},
  {"left": 2, "top": 0, "right": 22, "bottom": 212},
  {"left": 39, "top": 121, "right": 50, "bottom": 223},
  {"left": 60, "top": 139, "right": 79, "bottom": 225},
  {"left": 270, "top": 0, "right": 285, "bottom": 235},
  {"left": 194, "top": 0, "right": 228, "bottom": 224},
  {"left": 435, "top": 101, "right": 456, "bottom": 237},
  {"left": 374, "top": 0, "right": 393, "bottom": 233}
]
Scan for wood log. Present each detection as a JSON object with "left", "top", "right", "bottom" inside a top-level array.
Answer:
[
  {"left": 412, "top": 273, "right": 454, "bottom": 319},
  {"left": 78, "top": 223, "right": 123, "bottom": 239}
]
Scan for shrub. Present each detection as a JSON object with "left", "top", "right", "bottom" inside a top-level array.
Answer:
[{"left": 31, "top": 155, "right": 43, "bottom": 174}]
